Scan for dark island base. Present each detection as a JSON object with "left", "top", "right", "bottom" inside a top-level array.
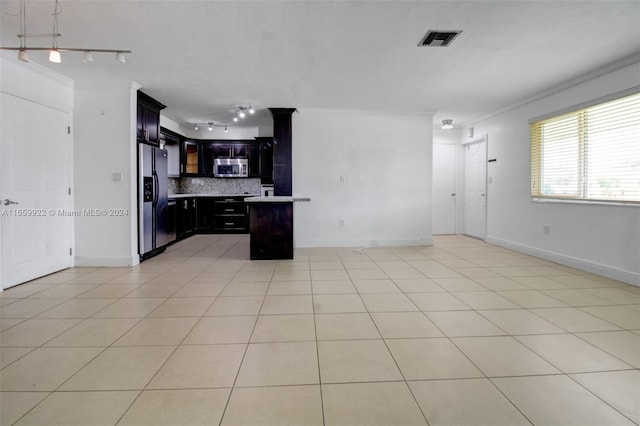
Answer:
[{"left": 249, "top": 202, "right": 294, "bottom": 260}]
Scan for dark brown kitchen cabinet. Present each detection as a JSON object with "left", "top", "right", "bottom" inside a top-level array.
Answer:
[
  {"left": 137, "top": 91, "right": 165, "bottom": 146},
  {"left": 196, "top": 198, "right": 215, "bottom": 231},
  {"left": 248, "top": 143, "right": 261, "bottom": 178},
  {"left": 255, "top": 137, "right": 274, "bottom": 184},
  {"left": 178, "top": 140, "right": 261, "bottom": 177},
  {"left": 176, "top": 197, "right": 197, "bottom": 239},
  {"left": 182, "top": 141, "right": 199, "bottom": 176},
  {"left": 248, "top": 201, "right": 293, "bottom": 260},
  {"left": 214, "top": 198, "right": 248, "bottom": 233},
  {"left": 213, "top": 143, "right": 248, "bottom": 159},
  {"left": 200, "top": 143, "right": 215, "bottom": 175}
]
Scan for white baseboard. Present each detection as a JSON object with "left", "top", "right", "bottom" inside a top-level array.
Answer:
[
  {"left": 74, "top": 256, "right": 139, "bottom": 267},
  {"left": 295, "top": 238, "right": 433, "bottom": 249},
  {"left": 485, "top": 236, "right": 639, "bottom": 286}
]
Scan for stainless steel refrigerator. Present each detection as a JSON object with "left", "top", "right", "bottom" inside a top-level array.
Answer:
[{"left": 139, "top": 144, "right": 171, "bottom": 260}]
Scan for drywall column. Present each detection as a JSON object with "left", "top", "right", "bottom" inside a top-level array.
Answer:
[{"left": 270, "top": 108, "right": 296, "bottom": 196}]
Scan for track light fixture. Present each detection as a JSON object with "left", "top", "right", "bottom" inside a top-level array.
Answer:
[
  {"left": 0, "top": 0, "right": 131, "bottom": 64},
  {"left": 441, "top": 119, "right": 454, "bottom": 130},
  {"left": 193, "top": 121, "right": 232, "bottom": 132},
  {"left": 234, "top": 105, "right": 255, "bottom": 121}
]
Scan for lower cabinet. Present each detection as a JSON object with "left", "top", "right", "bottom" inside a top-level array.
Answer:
[
  {"left": 176, "top": 198, "right": 197, "bottom": 239},
  {"left": 213, "top": 198, "right": 248, "bottom": 233},
  {"left": 180, "top": 196, "right": 248, "bottom": 236}
]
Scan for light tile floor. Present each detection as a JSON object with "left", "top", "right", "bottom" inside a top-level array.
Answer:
[{"left": 1, "top": 234, "right": 639, "bottom": 425}]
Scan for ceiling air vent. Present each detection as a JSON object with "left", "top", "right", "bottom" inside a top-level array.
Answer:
[{"left": 418, "top": 30, "right": 462, "bottom": 47}]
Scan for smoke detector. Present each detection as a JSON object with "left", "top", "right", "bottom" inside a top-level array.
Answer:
[{"left": 418, "top": 30, "right": 462, "bottom": 47}]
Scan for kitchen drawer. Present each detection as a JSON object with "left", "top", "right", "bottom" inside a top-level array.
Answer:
[
  {"left": 214, "top": 216, "right": 247, "bottom": 231},
  {"left": 214, "top": 201, "right": 246, "bottom": 215}
]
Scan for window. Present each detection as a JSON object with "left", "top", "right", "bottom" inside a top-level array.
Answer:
[{"left": 531, "top": 91, "right": 640, "bottom": 203}]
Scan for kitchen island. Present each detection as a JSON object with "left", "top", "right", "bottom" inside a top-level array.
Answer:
[{"left": 244, "top": 196, "right": 310, "bottom": 260}]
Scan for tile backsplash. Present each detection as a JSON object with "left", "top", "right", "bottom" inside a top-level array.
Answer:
[{"left": 169, "top": 177, "right": 261, "bottom": 195}]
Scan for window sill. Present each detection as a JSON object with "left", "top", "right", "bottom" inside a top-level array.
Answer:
[{"left": 531, "top": 197, "right": 640, "bottom": 207}]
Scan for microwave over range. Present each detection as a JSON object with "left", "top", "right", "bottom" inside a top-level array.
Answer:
[{"left": 214, "top": 158, "right": 248, "bottom": 177}]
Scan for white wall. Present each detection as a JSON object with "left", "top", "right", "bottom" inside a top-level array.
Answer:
[
  {"left": 464, "top": 61, "right": 640, "bottom": 284},
  {"left": 293, "top": 109, "right": 433, "bottom": 247},
  {"left": 73, "top": 80, "right": 140, "bottom": 266}
]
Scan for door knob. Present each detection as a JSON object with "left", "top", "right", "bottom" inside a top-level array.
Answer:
[
  {"left": 450, "top": 193, "right": 456, "bottom": 196},
  {"left": 2, "top": 199, "right": 19, "bottom": 206},
  {"left": 480, "top": 193, "right": 486, "bottom": 196}
]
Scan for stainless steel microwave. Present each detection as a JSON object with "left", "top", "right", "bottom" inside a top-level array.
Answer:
[{"left": 214, "top": 158, "right": 248, "bottom": 177}]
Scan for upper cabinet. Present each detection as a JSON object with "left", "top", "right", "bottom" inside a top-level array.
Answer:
[
  {"left": 180, "top": 140, "right": 262, "bottom": 177},
  {"left": 137, "top": 91, "right": 166, "bottom": 146},
  {"left": 160, "top": 127, "right": 182, "bottom": 177},
  {"left": 255, "top": 137, "right": 273, "bottom": 183},
  {"left": 182, "top": 140, "right": 199, "bottom": 176},
  {"left": 213, "top": 143, "right": 249, "bottom": 159}
]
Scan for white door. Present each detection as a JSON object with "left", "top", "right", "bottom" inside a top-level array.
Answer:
[
  {"left": 0, "top": 92, "right": 72, "bottom": 289},
  {"left": 464, "top": 139, "right": 487, "bottom": 239},
  {"left": 432, "top": 144, "right": 457, "bottom": 234}
]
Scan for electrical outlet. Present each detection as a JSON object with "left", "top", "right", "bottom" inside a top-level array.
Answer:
[
  {"left": 543, "top": 225, "right": 550, "bottom": 235},
  {"left": 339, "top": 219, "right": 344, "bottom": 227},
  {"left": 339, "top": 175, "right": 345, "bottom": 184}
]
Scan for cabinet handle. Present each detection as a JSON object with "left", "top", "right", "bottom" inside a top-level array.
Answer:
[
  {"left": 225, "top": 208, "right": 234, "bottom": 212},
  {"left": 225, "top": 222, "right": 234, "bottom": 226}
]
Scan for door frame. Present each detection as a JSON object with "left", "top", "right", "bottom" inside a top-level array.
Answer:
[
  {"left": 432, "top": 143, "right": 459, "bottom": 235},
  {"left": 460, "top": 134, "right": 488, "bottom": 240}
]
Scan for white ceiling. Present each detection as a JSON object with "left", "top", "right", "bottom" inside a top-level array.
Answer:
[{"left": 2, "top": 0, "right": 639, "bottom": 130}]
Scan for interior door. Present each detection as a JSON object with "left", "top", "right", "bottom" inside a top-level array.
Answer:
[
  {"left": 464, "top": 139, "right": 487, "bottom": 239},
  {"left": 0, "top": 93, "right": 72, "bottom": 289},
  {"left": 432, "top": 144, "right": 457, "bottom": 234}
]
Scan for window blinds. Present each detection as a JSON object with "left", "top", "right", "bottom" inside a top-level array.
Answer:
[{"left": 531, "top": 92, "right": 640, "bottom": 203}]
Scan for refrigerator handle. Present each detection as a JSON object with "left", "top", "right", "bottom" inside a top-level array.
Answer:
[{"left": 153, "top": 171, "right": 159, "bottom": 204}]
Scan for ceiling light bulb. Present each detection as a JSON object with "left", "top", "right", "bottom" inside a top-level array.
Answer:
[
  {"left": 224, "top": 126, "right": 228, "bottom": 132},
  {"left": 441, "top": 119, "right": 454, "bottom": 130},
  {"left": 49, "top": 49, "right": 61, "bottom": 63},
  {"left": 18, "top": 49, "right": 29, "bottom": 62},
  {"left": 82, "top": 51, "right": 93, "bottom": 63},
  {"left": 194, "top": 124, "right": 198, "bottom": 130},
  {"left": 208, "top": 125, "right": 213, "bottom": 131},
  {"left": 115, "top": 52, "right": 126, "bottom": 64},
  {"left": 233, "top": 116, "right": 239, "bottom": 122},
  {"left": 248, "top": 106, "right": 255, "bottom": 114},
  {"left": 238, "top": 110, "right": 246, "bottom": 119}
]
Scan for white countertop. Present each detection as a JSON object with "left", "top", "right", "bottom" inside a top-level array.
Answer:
[{"left": 244, "top": 196, "right": 311, "bottom": 203}]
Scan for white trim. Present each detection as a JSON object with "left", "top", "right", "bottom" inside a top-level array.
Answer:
[
  {"left": 531, "top": 198, "right": 640, "bottom": 208},
  {"left": 528, "top": 85, "right": 640, "bottom": 124},
  {"left": 466, "top": 54, "right": 640, "bottom": 126},
  {"left": 74, "top": 256, "right": 139, "bottom": 267},
  {"left": 0, "top": 52, "right": 74, "bottom": 113},
  {"left": 0, "top": 51, "right": 74, "bottom": 88},
  {"left": 486, "top": 236, "right": 639, "bottom": 287},
  {"left": 295, "top": 238, "right": 434, "bottom": 249},
  {"left": 296, "top": 107, "right": 436, "bottom": 117}
]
